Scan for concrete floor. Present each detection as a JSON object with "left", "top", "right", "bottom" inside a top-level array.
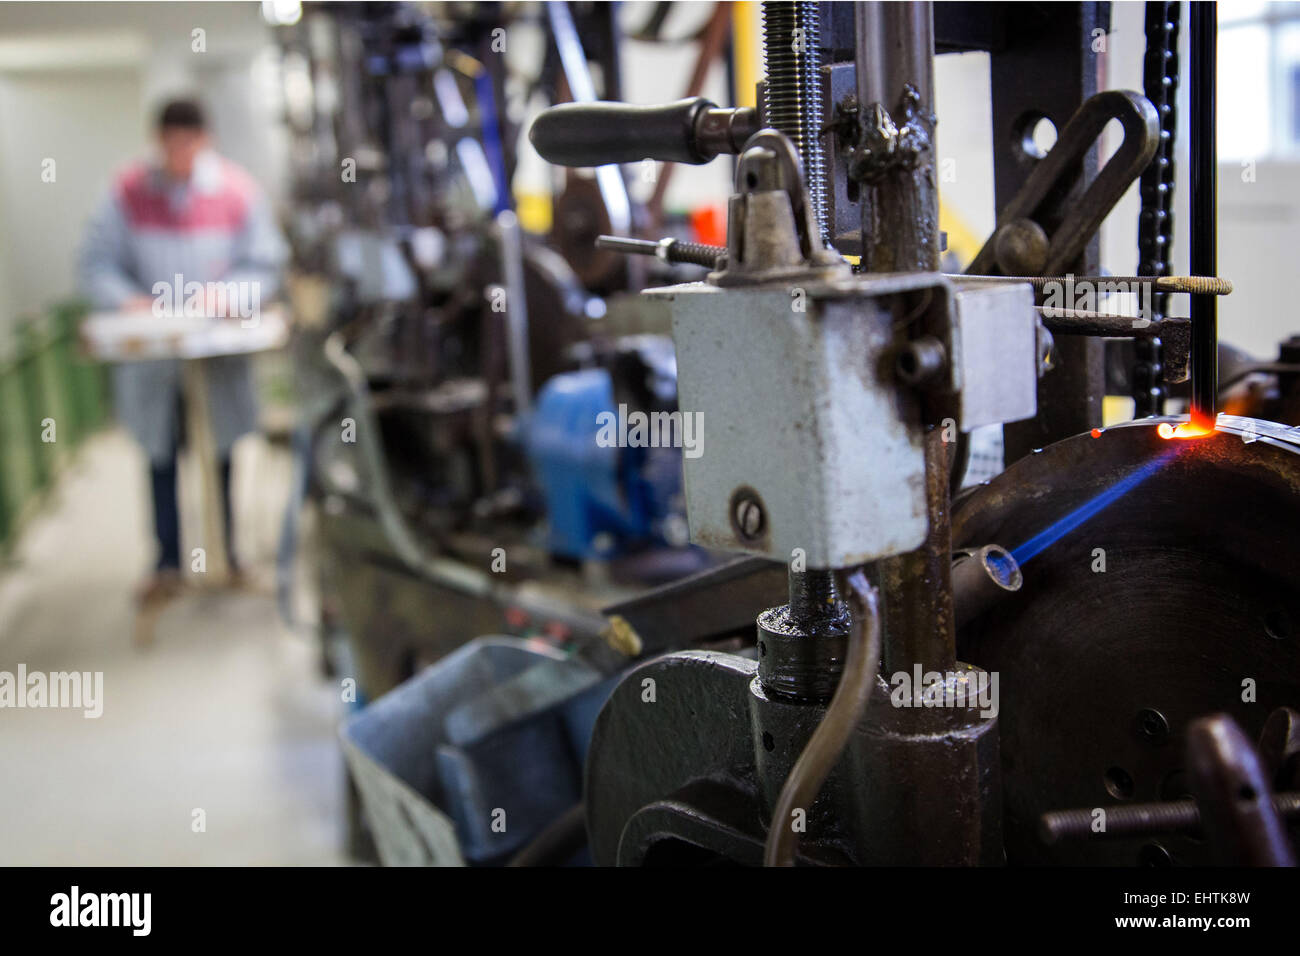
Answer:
[{"left": 0, "top": 429, "right": 349, "bottom": 865}]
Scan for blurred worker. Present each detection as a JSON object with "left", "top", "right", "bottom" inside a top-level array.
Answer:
[{"left": 78, "top": 98, "right": 287, "bottom": 604}]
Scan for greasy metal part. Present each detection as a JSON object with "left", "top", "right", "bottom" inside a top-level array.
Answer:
[
  {"left": 761, "top": 2, "right": 827, "bottom": 239},
  {"left": 586, "top": 648, "right": 1001, "bottom": 865},
  {"left": 852, "top": 0, "right": 937, "bottom": 273},
  {"left": 1190, "top": 2, "right": 1218, "bottom": 422},
  {"left": 1135, "top": 2, "right": 1182, "bottom": 416},
  {"left": 763, "top": 572, "right": 879, "bottom": 865},
  {"left": 878, "top": 427, "right": 955, "bottom": 674},
  {"left": 955, "top": 416, "right": 1300, "bottom": 864},
  {"left": 1188, "top": 713, "right": 1295, "bottom": 866},
  {"left": 952, "top": 545, "right": 1022, "bottom": 631},
  {"left": 496, "top": 210, "right": 532, "bottom": 416},
  {"left": 757, "top": 570, "right": 851, "bottom": 702}
]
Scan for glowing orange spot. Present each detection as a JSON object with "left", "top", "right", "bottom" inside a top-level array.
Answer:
[
  {"left": 1157, "top": 420, "right": 1215, "bottom": 440},
  {"left": 1090, "top": 428, "right": 1102, "bottom": 438}
]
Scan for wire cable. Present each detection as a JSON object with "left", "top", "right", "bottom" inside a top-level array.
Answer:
[{"left": 763, "top": 570, "right": 880, "bottom": 866}]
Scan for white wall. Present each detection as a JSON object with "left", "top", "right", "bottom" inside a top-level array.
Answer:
[
  {"left": 0, "top": 69, "right": 143, "bottom": 325},
  {"left": 0, "top": 1, "right": 285, "bottom": 340}
]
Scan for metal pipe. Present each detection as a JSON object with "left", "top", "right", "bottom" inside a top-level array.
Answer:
[
  {"left": 878, "top": 427, "right": 956, "bottom": 674},
  {"left": 852, "top": 2, "right": 951, "bottom": 673},
  {"left": 854, "top": 1, "right": 937, "bottom": 273},
  {"left": 1190, "top": 2, "right": 1218, "bottom": 424},
  {"left": 952, "top": 545, "right": 1022, "bottom": 631}
]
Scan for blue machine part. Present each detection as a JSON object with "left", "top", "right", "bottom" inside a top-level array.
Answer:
[{"left": 524, "top": 367, "right": 681, "bottom": 560}]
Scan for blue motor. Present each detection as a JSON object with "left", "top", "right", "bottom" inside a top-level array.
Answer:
[{"left": 523, "top": 339, "right": 684, "bottom": 561}]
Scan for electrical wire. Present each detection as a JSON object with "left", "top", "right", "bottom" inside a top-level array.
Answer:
[{"left": 763, "top": 570, "right": 881, "bottom": 866}]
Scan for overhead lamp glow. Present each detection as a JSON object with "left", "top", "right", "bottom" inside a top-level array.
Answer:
[{"left": 262, "top": 0, "right": 302, "bottom": 26}]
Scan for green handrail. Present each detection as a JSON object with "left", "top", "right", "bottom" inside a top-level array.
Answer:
[{"left": 0, "top": 300, "right": 106, "bottom": 552}]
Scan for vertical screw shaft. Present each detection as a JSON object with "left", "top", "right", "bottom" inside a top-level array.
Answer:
[{"left": 761, "top": 1, "right": 827, "bottom": 240}]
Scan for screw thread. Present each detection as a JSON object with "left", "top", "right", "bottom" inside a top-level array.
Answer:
[{"left": 761, "top": 2, "right": 826, "bottom": 240}]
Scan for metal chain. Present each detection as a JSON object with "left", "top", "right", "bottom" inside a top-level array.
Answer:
[{"left": 1134, "top": 1, "right": 1182, "bottom": 416}]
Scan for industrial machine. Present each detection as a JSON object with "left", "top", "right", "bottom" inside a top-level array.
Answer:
[
  {"left": 272, "top": 2, "right": 716, "bottom": 705},
  {"left": 268, "top": 2, "right": 740, "bottom": 862},
  {"left": 521, "top": 0, "right": 1300, "bottom": 866}
]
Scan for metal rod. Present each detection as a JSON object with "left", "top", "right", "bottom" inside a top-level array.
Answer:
[
  {"left": 1037, "top": 306, "right": 1184, "bottom": 338},
  {"left": 952, "top": 545, "right": 1022, "bottom": 631},
  {"left": 1040, "top": 792, "right": 1300, "bottom": 844},
  {"left": 497, "top": 209, "right": 533, "bottom": 416},
  {"left": 1190, "top": 1, "right": 1218, "bottom": 423},
  {"left": 854, "top": 1, "right": 937, "bottom": 273},
  {"left": 594, "top": 234, "right": 723, "bottom": 268},
  {"left": 958, "top": 274, "right": 1231, "bottom": 295},
  {"left": 852, "top": 2, "right": 950, "bottom": 673},
  {"left": 593, "top": 235, "right": 1233, "bottom": 296},
  {"left": 762, "top": 2, "right": 827, "bottom": 240}
]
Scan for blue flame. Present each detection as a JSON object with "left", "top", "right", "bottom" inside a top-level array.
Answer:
[{"left": 1010, "top": 448, "right": 1180, "bottom": 566}]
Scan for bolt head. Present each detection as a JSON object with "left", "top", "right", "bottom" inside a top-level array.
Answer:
[{"left": 730, "top": 489, "right": 766, "bottom": 540}]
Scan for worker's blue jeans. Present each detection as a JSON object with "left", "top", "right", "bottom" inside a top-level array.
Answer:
[{"left": 150, "top": 455, "right": 235, "bottom": 572}]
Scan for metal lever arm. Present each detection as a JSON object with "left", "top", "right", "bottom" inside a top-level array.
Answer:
[{"left": 529, "top": 97, "right": 758, "bottom": 167}]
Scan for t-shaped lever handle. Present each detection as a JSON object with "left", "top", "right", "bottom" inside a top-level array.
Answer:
[{"left": 529, "top": 97, "right": 759, "bottom": 167}]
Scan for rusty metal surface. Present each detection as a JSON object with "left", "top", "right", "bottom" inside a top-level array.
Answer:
[
  {"left": 1186, "top": 714, "right": 1296, "bottom": 865},
  {"left": 954, "top": 416, "right": 1300, "bottom": 863}
]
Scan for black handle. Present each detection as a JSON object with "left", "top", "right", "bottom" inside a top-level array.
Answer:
[{"left": 530, "top": 97, "right": 717, "bottom": 167}]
